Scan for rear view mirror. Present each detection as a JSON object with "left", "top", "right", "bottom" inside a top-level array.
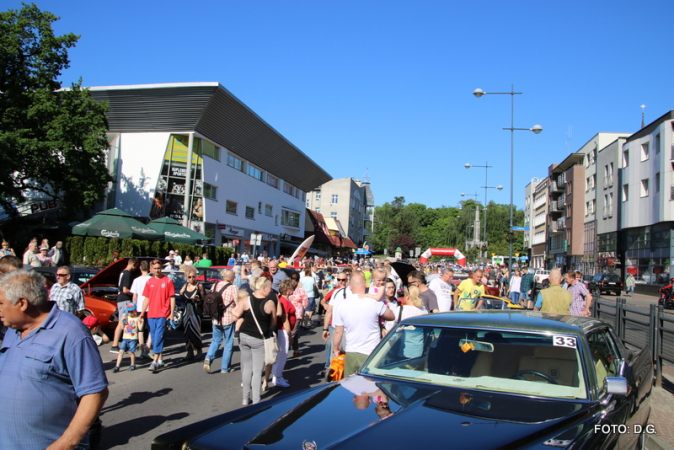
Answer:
[
  {"left": 459, "top": 339, "right": 494, "bottom": 352},
  {"left": 605, "top": 377, "right": 628, "bottom": 395}
]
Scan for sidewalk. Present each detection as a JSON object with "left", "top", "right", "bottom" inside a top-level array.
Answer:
[{"left": 647, "top": 364, "right": 674, "bottom": 449}]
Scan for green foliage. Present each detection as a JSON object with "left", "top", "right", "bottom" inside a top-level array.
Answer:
[
  {"left": 372, "top": 197, "right": 525, "bottom": 262},
  {"left": 63, "top": 236, "right": 234, "bottom": 267},
  {"left": 0, "top": 4, "right": 112, "bottom": 216}
]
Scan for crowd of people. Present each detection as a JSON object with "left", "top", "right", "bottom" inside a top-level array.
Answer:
[{"left": 0, "top": 238, "right": 602, "bottom": 447}]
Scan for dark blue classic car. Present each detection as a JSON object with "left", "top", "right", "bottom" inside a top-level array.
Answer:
[{"left": 152, "top": 311, "right": 652, "bottom": 450}]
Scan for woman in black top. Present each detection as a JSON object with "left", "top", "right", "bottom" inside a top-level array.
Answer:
[{"left": 231, "top": 276, "right": 280, "bottom": 405}]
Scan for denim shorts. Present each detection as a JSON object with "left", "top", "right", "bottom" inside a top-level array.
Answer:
[
  {"left": 120, "top": 339, "right": 138, "bottom": 353},
  {"left": 306, "top": 297, "right": 315, "bottom": 314}
]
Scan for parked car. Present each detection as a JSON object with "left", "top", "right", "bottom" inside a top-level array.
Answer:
[
  {"left": 152, "top": 311, "right": 652, "bottom": 450},
  {"left": 32, "top": 265, "right": 120, "bottom": 328},
  {"left": 589, "top": 273, "right": 624, "bottom": 296},
  {"left": 534, "top": 269, "right": 550, "bottom": 283}
]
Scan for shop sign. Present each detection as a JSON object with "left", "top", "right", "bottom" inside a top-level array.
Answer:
[
  {"left": 30, "top": 199, "right": 58, "bottom": 214},
  {"left": 218, "top": 225, "right": 244, "bottom": 237},
  {"left": 598, "top": 252, "right": 615, "bottom": 258}
]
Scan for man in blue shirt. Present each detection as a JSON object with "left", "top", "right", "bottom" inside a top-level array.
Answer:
[{"left": 0, "top": 269, "right": 109, "bottom": 449}]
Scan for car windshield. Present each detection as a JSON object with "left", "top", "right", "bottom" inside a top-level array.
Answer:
[
  {"left": 163, "top": 271, "right": 187, "bottom": 291},
  {"left": 604, "top": 275, "right": 620, "bottom": 283},
  {"left": 362, "top": 325, "right": 587, "bottom": 400},
  {"left": 73, "top": 271, "right": 98, "bottom": 285},
  {"left": 196, "top": 267, "right": 223, "bottom": 282}
]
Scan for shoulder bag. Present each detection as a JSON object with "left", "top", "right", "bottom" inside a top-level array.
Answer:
[{"left": 249, "top": 296, "right": 279, "bottom": 365}]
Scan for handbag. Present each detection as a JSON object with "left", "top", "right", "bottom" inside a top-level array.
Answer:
[{"left": 249, "top": 296, "right": 279, "bottom": 365}]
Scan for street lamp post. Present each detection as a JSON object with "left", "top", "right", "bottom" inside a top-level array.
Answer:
[
  {"left": 473, "top": 85, "right": 542, "bottom": 268},
  {"left": 465, "top": 162, "right": 503, "bottom": 260}
]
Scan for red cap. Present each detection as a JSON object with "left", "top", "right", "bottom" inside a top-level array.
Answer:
[{"left": 82, "top": 316, "right": 99, "bottom": 329}]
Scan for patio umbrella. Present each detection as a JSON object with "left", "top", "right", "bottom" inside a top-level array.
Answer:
[
  {"left": 147, "top": 217, "right": 212, "bottom": 245},
  {"left": 72, "top": 208, "right": 162, "bottom": 240},
  {"left": 391, "top": 261, "right": 416, "bottom": 287},
  {"left": 354, "top": 248, "right": 372, "bottom": 255}
]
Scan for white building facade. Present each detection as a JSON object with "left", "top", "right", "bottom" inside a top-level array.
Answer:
[{"left": 90, "top": 83, "right": 331, "bottom": 257}]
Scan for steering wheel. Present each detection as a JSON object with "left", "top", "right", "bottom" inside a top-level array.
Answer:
[{"left": 511, "top": 370, "right": 558, "bottom": 384}]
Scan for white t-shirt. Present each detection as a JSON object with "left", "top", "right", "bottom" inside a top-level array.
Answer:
[
  {"left": 427, "top": 273, "right": 440, "bottom": 282},
  {"left": 130, "top": 275, "right": 152, "bottom": 312},
  {"left": 385, "top": 304, "right": 428, "bottom": 332},
  {"left": 173, "top": 255, "right": 183, "bottom": 266},
  {"left": 510, "top": 276, "right": 522, "bottom": 293},
  {"left": 428, "top": 278, "right": 455, "bottom": 312},
  {"left": 333, "top": 293, "right": 388, "bottom": 355}
]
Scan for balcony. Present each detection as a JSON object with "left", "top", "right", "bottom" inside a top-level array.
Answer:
[
  {"left": 557, "top": 173, "right": 567, "bottom": 186},
  {"left": 363, "top": 214, "right": 372, "bottom": 221},
  {"left": 558, "top": 194, "right": 566, "bottom": 208},
  {"left": 551, "top": 181, "right": 563, "bottom": 193},
  {"left": 549, "top": 222, "right": 559, "bottom": 233},
  {"left": 550, "top": 201, "right": 561, "bottom": 214},
  {"left": 557, "top": 217, "right": 566, "bottom": 229}
]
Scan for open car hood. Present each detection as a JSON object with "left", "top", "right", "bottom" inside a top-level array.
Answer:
[
  {"left": 154, "top": 375, "right": 597, "bottom": 450},
  {"left": 80, "top": 257, "right": 156, "bottom": 289}
]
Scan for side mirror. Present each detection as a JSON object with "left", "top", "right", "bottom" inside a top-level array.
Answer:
[{"left": 605, "top": 377, "right": 628, "bottom": 395}]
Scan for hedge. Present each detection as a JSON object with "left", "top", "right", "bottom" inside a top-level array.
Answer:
[{"left": 64, "top": 236, "right": 234, "bottom": 267}]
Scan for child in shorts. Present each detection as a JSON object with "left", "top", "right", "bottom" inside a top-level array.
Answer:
[{"left": 113, "top": 303, "right": 143, "bottom": 372}]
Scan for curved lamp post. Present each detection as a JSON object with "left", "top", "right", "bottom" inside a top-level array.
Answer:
[{"left": 473, "top": 85, "right": 542, "bottom": 268}]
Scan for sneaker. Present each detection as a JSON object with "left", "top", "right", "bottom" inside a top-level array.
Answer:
[
  {"left": 242, "top": 398, "right": 250, "bottom": 406},
  {"left": 139, "top": 352, "right": 151, "bottom": 360},
  {"left": 109, "top": 346, "right": 120, "bottom": 354},
  {"left": 149, "top": 362, "right": 158, "bottom": 373},
  {"left": 203, "top": 359, "right": 211, "bottom": 374},
  {"left": 112, "top": 366, "right": 120, "bottom": 373},
  {"left": 128, "top": 365, "right": 136, "bottom": 371},
  {"left": 157, "top": 360, "right": 165, "bottom": 368},
  {"left": 274, "top": 377, "right": 290, "bottom": 388}
]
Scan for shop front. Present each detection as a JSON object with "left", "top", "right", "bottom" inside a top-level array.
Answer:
[{"left": 623, "top": 224, "right": 672, "bottom": 285}]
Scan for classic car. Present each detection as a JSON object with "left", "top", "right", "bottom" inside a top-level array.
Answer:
[
  {"left": 152, "top": 311, "right": 652, "bottom": 450},
  {"left": 79, "top": 257, "right": 156, "bottom": 329}
]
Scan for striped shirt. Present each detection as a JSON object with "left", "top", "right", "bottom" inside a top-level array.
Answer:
[{"left": 567, "top": 282, "right": 590, "bottom": 316}]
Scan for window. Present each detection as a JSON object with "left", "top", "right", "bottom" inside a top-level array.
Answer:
[
  {"left": 622, "top": 184, "right": 629, "bottom": 202},
  {"left": 331, "top": 194, "right": 339, "bottom": 204},
  {"left": 200, "top": 140, "right": 220, "bottom": 160},
  {"left": 641, "top": 179, "right": 649, "bottom": 197},
  {"left": 203, "top": 183, "right": 217, "bottom": 200},
  {"left": 306, "top": 197, "right": 310, "bottom": 208},
  {"left": 608, "top": 162, "right": 614, "bottom": 186},
  {"left": 656, "top": 133, "right": 661, "bottom": 154},
  {"left": 641, "top": 142, "right": 649, "bottom": 161},
  {"left": 331, "top": 212, "right": 337, "bottom": 219},
  {"left": 623, "top": 150, "right": 629, "bottom": 167},
  {"left": 315, "top": 207, "right": 320, "bottom": 213},
  {"left": 590, "top": 199, "right": 595, "bottom": 214},
  {"left": 258, "top": 202, "right": 262, "bottom": 214},
  {"left": 609, "top": 193, "right": 614, "bottom": 217},
  {"left": 245, "top": 206, "right": 255, "bottom": 219},
  {"left": 315, "top": 192, "right": 321, "bottom": 201},
  {"left": 265, "top": 204, "right": 273, "bottom": 216},
  {"left": 275, "top": 215, "right": 279, "bottom": 226},
  {"left": 656, "top": 172, "right": 661, "bottom": 193},
  {"left": 247, "top": 164, "right": 263, "bottom": 181},
  {"left": 227, "top": 154, "right": 244, "bottom": 172},
  {"left": 226, "top": 200, "right": 237, "bottom": 215},
  {"left": 585, "top": 202, "right": 589, "bottom": 216},
  {"left": 266, "top": 174, "right": 279, "bottom": 189},
  {"left": 283, "top": 183, "right": 295, "bottom": 196},
  {"left": 281, "top": 209, "right": 300, "bottom": 228}
]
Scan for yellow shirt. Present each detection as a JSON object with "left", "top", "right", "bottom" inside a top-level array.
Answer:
[{"left": 457, "top": 279, "right": 485, "bottom": 310}]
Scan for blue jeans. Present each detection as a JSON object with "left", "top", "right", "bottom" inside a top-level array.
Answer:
[
  {"left": 206, "top": 322, "right": 235, "bottom": 371},
  {"left": 324, "top": 325, "right": 334, "bottom": 369},
  {"left": 148, "top": 317, "right": 167, "bottom": 354},
  {"left": 510, "top": 292, "right": 520, "bottom": 305}
]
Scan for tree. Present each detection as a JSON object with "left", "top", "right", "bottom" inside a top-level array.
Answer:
[{"left": 0, "top": 4, "right": 112, "bottom": 216}]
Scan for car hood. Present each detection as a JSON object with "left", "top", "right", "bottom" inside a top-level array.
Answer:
[
  {"left": 156, "top": 375, "right": 599, "bottom": 450},
  {"left": 80, "top": 257, "right": 155, "bottom": 289}
]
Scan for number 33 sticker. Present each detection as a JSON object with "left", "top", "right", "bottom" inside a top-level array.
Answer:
[{"left": 553, "top": 336, "right": 577, "bottom": 348}]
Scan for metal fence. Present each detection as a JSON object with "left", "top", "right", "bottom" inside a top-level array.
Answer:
[{"left": 592, "top": 298, "right": 674, "bottom": 387}]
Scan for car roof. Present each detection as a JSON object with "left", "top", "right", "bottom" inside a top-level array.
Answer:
[{"left": 404, "top": 311, "right": 605, "bottom": 336}]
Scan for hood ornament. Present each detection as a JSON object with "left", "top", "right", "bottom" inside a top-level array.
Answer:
[{"left": 302, "top": 440, "right": 318, "bottom": 450}]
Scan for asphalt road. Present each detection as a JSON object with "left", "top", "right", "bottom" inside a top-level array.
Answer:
[{"left": 98, "top": 321, "right": 329, "bottom": 449}]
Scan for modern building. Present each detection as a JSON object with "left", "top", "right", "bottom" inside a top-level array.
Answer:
[
  {"left": 548, "top": 154, "right": 585, "bottom": 271},
  {"left": 306, "top": 177, "right": 373, "bottom": 247},
  {"left": 577, "top": 133, "right": 630, "bottom": 275},
  {"left": 526, "top": 177, "right": 548, "bottom": 269},
  {"left": 88, "top": 82, "right": 331, "bottom": 257},
  {"left": 619, "top": 110, "right": 674, "bottom": 284},
  {"left": 596, "top": 136, "right": 628, "bottom": 275}
]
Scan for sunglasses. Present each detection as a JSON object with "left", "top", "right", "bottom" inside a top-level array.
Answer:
[
  {"left": 187, "top": 276, "right": 195, "bottom": 279},
  {"left": 56, "top": 274, "right": 68, "bottom": 277},
  {"left": 337, "top": 278, "right": 348, "bottom": 281}
]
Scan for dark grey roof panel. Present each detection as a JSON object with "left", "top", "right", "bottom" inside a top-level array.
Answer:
[
  {"left": 88, "top": 83, "right": 331, "bottom": 192},
  {"left": 194, "top": 87, "right": 332, "bottom": 192},
  {"left": 89, "top": 86, "right": 217, "bottom": 132}
]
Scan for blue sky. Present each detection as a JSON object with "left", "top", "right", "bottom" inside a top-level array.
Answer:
[{"left": 10, "top": 0, "right": 674, "bottom": 209}]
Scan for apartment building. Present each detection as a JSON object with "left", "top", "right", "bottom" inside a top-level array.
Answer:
[
  {"left": 620, "top": 111, "right": 674, "bottom": 284},
  {"left": 306, "top": 177, "right": 373, "bottom": 246},
  {"left": 596, "top": 136, "right": 628, "bottom": 274},
  {"left": 528, "top": 178, "right": 548, "bottom": 269},
  {"left": 548, "top": 154, "right": 585, "bottom": 270}
]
